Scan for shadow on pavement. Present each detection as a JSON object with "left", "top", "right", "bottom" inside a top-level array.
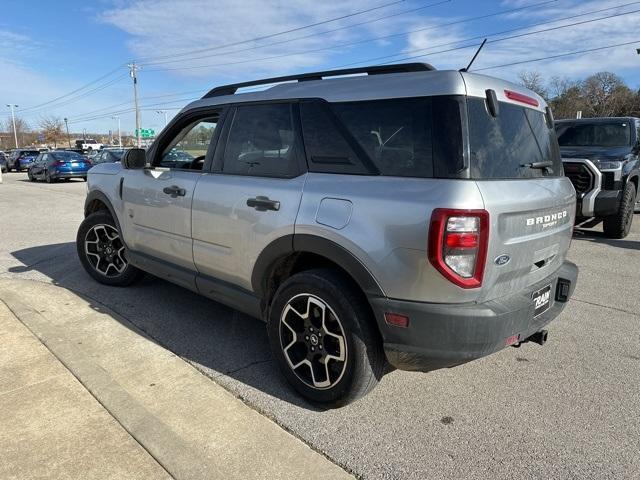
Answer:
[
  {"left": 8, "top": 242, "right": 321, "bottom": 411},
  {"left": 573, "top": 227, "right": 640, "bottom": 251}
]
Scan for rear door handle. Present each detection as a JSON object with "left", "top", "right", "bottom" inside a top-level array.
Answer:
[
  {"left": 247, "top": 196, "right": 280, "bottom": 211},
  {"left": 163, "top": 185, "right": 186, "bottom": 197}
]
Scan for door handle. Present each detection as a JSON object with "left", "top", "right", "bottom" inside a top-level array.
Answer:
[
  {"left": 163, "top": 185, "right": 186, "bottom": 197},
  {"left": 247, "top": 196, "right": 280, "bottom": 211}
]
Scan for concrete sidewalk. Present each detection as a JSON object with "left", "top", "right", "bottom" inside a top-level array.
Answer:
[
  {"left": 0, "top": 279, "right": 352, "bottom": 480},
  {"left": 0, "top": 300, "right": 170, "bottom": 479}
]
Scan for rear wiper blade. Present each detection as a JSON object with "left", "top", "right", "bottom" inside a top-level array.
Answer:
[{"left": 520, "top": 161, "right": 553, "bottom": 170}]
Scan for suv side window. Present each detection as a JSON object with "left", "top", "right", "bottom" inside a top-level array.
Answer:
[
  {"left": 300, "top": 101, "right": 370, "bottom": 175},
  {"left": 222, "top": 103, "right": 300, "bottom": 178},
  {"left": 157, "top": 117, "right": 218, "bottom": 170}
]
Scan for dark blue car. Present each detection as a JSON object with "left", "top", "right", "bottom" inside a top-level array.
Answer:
[
  {"left": 28, "top": 150, "right": 91, "bottom": 182},
  {"left": 8, "top": 149, "right": 39, "bottom": 172}
]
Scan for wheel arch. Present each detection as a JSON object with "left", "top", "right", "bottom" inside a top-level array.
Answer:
[
  {"left": 253, "top": 234, "right": 385, "bottom": 315},
  {"left": 84, "top": 191, "right": 124, "bottom": 236}
]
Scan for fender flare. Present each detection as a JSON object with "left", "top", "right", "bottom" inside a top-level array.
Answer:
[
  {"left": 84, "top": 190, "right": 124, "bottom": 235},
  {"left": 626, "top": 170, "right": 639, "bottom": 193},
  {"left": 251, "top": 234, "right": 385, "bottom": 300}
]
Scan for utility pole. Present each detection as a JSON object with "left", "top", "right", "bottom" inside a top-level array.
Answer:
[
  {"left": 128, "top": 62, "right": 141, "bottom": 148},
  {"left": 64, "top": 117, "right": 71, "bottom": 148},
  {"left": 6, "top": 104, "right": 18, "bottom": 148},
  {"left": 112, "top": 116, "right": 122, "bottom": 148},
  {"left": 156, "top": 110, "right": 168, "bottom": 128}
]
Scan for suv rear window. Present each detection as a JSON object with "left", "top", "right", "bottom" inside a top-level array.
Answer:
[
  {"left": 468, "top": 98, "right": 562, "bottom": 179},
  {"left": 300, "top": 97, "right": 465, "bottom": 178}
]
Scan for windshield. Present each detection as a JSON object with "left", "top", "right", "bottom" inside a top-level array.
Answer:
[
  {"left": 52, "top": 151, "right": 85, "bottom": 162},
  {"left": 555, "top": 122, "right": 631, "bottom": 147},
  {"left": 20, "top": 150, "right": 39, "bottom": 157},
  {"left": 468, "top": 98, "right": 563, "bottom": 179}
]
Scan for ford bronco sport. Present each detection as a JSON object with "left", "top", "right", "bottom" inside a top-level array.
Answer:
[
  {"left": 556, "top": 117, "right": 640, "bottom": 238},
  {"left": 77, "top": 64, "right": 578, "bottom": 406}
]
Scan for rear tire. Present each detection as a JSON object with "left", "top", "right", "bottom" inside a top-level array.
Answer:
[
  {"left": 27, "top": 170, "right": 35, "bottom": 182},
  {"left": 603, "top": 182, "right": 636, "bottom": 239},
  {"left": 267, "top": 269, "right": 385, "bottom": 407},
  {"left": 45, "top": 170, "right": 53, "bottom": 183},
  {"left": 76, "top": 211, "right": 143, "bottom": 286}
]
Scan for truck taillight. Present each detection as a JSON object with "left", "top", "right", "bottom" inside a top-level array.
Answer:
[{"left": 428, "top": 209, "right": 489, "bottom": 289}]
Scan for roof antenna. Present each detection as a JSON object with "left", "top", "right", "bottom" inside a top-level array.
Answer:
[{"left": 460, "top": 39, "right": 487, "bottom": 73}]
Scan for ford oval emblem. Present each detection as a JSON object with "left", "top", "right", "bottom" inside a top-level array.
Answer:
[{"left": 495, "top": 254, "right": 511, "bottom": 266}]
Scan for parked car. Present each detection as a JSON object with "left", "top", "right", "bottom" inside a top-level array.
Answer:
[
  {"left": 557, "top": 117, "right": 640, "bottom": 238},
  {"left": 75, "top": 139, "right": 103, "bottom": 152},
  {"left": 0, "top": 152, "right": 7, "bottom": 173},
  {"left": 28, "top": 150, "right": 91, "bottom": 182},
  {"left": 91, "top": 148, "right": 126, "bottom": 165},
  {"left": 76, "top": 64, "right": 578, "bottom": 405},
  {"left": 7, "top": 149, "right": 40, "bottom": 172}
]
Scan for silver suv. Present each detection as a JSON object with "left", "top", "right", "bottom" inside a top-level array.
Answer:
[{"left": 76, "top": 64, "right": 578, "bottom": 406}]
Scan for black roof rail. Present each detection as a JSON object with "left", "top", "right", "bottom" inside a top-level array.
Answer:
[{"left": 202, "top": 63, "right": 435, "bottom": 98}]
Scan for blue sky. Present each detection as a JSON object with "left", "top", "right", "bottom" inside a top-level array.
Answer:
[{"left": 2, "top": 0, "right": 640, "bottom": 135}]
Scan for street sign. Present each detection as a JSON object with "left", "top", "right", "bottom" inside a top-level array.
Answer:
[{"left": 135, "top": 128, "right": 155, "bottom": 139}]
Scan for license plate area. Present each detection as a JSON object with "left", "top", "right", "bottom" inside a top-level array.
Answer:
[{"left": 532, "top": 284, "right": 552, "bottom": 317}]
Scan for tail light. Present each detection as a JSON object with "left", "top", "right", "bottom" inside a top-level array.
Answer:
[
  {"left": 428, "top": 209, "right": 489, "bottom": 289},
  {"left": 51, "top": 160, "right": 66, "bottom": 167}
]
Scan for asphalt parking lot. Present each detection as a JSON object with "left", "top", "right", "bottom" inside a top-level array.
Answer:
[{"left": 1, "top": 172, "right": 639, "bottom": 480}]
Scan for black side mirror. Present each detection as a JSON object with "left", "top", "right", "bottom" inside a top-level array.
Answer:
[{"left": 122, "top": 148, "right": 146, "bottom": 169}]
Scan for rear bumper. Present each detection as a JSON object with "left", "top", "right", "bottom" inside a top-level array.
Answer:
[
  {"left": 370, "top": 261, "right": 578, "bottom": 372},
  {"left": 51, "top": 170, "right": 88, "bottom": 179}
]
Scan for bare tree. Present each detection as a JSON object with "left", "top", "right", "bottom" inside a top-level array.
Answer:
[
  {"left": 518, "top": 70, "right": 548, "bottom": 99},
  {"left": 39, "top": 115, "right": 65, "bottom": 147},
  {"left": 581, "top": 72, "right": 630, "bottom": 117}
]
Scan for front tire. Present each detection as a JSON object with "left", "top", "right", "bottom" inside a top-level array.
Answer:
[
  {"left": 267, "top": 269, "right": 385, "bottom": 407},
  {"left": 27, "top": 170, "right": 35, "bottom": 182},
  {"left": 603, "top": 182, "right": 636, "bottom": 239},
  {"left": 76, "top": 211, "right": 143, "bottom": 286}
]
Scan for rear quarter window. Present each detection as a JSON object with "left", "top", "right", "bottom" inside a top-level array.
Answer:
[{"left": 300, "top": 96, "right": 465, "bottom": 178}]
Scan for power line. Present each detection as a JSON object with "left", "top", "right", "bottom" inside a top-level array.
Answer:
[
  {"left": 66, "top": 88, "right": 210, "bottom": 121},
  {"left": 336, "top": 2, "right": 640, "bottom": 67},
  {"left": 141, "top": 0, "right": 456, "bottom": 67},
  {"left": 135, "top": 0, "right": 411, "bottom": 63},
  {"left": 18, "top": 66, "right": 124, "bottom": 113},
  {"left": 475, "top": 39, "right": 640, "bottom": 71},
  {"left": 142, "top": 1, "right": 640, "bottom": 73},
  {"left": 20, "top": 73, "right": 129, "bottom": 117},
  {"left": 18, "top": 0, "right": 419, "bottom": 118},
  {"left": 68, "top": 84, "right": 281, "bottom": 124}
]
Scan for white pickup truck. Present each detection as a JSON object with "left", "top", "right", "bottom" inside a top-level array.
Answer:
[{"left": 75, "top": 139, "right": 103, "bottom": 151}]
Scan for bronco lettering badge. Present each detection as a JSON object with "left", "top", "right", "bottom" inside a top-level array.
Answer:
[{"left": 526, "top": 210, "right": 568, "bottom": 229}]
